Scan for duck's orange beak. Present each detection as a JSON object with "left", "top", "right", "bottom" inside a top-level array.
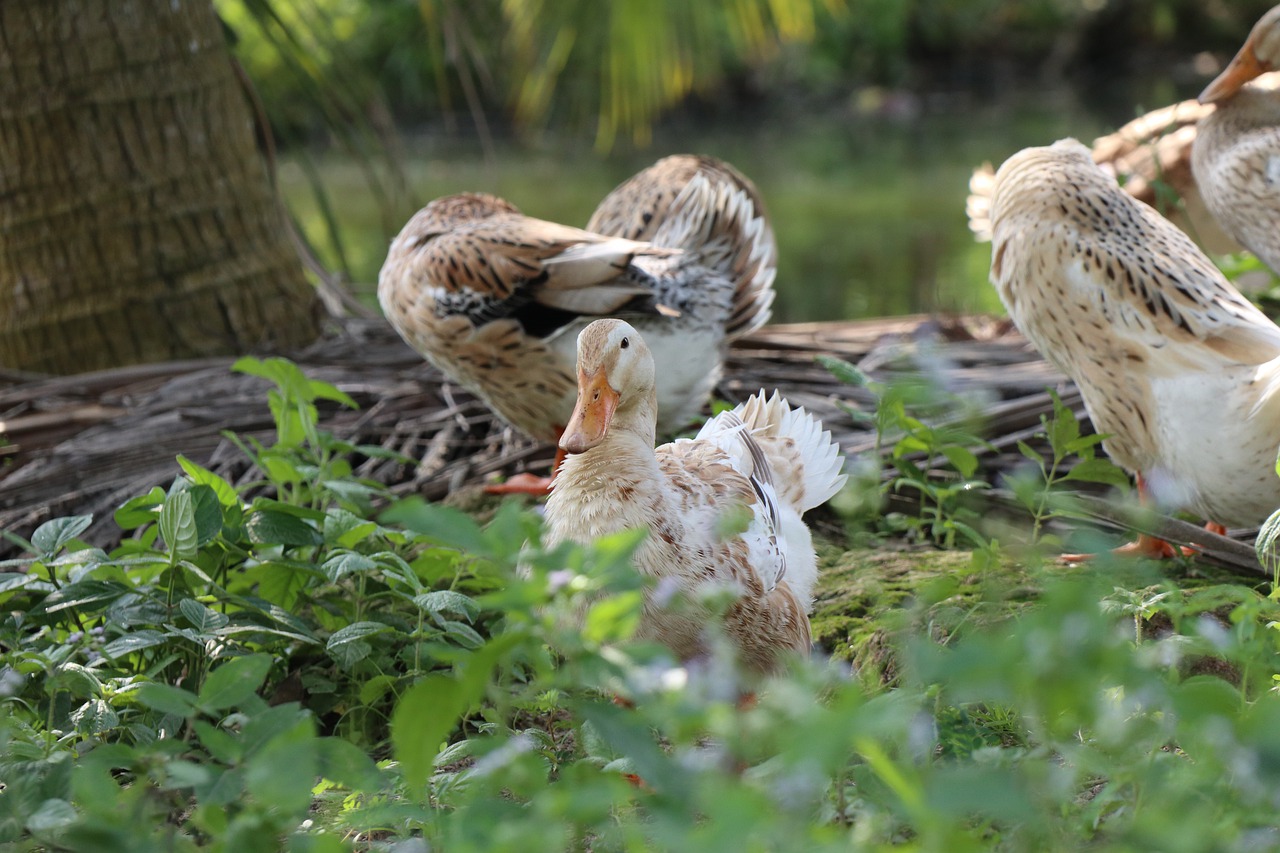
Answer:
[
  {"left": 1200, "top": 44, "right": 1267, "bottom": 103},
  {"left": 559, "top": 367, "right": 619, "bottom": 454}
]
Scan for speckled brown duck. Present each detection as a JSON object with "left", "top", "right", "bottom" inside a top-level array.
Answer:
[
  {"left": 378, "top": 155, "right": 776, "bottom": 493},
  {"left": 988, "top": 138, "right": 1280, "bottom": 557}
]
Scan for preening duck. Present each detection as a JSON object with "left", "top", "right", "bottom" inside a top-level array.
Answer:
[
  {"left": 544, "top": 319, "right": 847, "bottom": 675},
  {"left": 987, "top": 138, "right": 1280, "bottom": 557},
  {"left": 378, "top": 155, "right": 776, "bottom": 493}
]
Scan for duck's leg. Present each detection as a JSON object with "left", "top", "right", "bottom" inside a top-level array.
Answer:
[
  {"left": 1060, "top": 474, "right": 1177, "bottom": 562},
  {"left": 484, "top": 430, "right": 567, "bottom": 496}
]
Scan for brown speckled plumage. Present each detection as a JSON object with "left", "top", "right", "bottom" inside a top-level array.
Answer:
[
  {"left": 378, "top": 156, "right": 776, "bottom": 444},
  {"left": 1194, "top": 6, "right": 1280, "bottom": 276},
  {"left": 545, "top": 320, "right": 846, "bottom": 676},
  {"left": 989, "top": 139, "right": 1280, "bottom": 526}
]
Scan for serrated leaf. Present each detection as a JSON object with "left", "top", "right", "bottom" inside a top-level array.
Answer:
[
  {"left": 322, "top": 551, "right": 378, "bottom": 582},
  {"left": 323, "top": 509, "right": 378, "bottom": 547},
  {"left": 246, "top": 510, "right": 322, "bottom": 547},
  {"left": 160, "top": 489, "right": 197, "bottom": 562},
  {"left": 71, "top": 698, "right": 119, "bottom": 734},
  {"left": 199, "top": 654, "right": 273, "bottom": 711},
  {"left": 31, "top": 515, "right": 93, "bottom": 558},
  {"left": 584, "top": 590, "right": 643, "bottom": 644},
  {"left": 326, "top": 621, "right": 394, "bottom": 650},
  {"left": 415, "top": 590, "right": 479, "bottom": 622},
  {"left": 1048, "top": 408, "right": 1080, "bottom": 455},
  {"left": 179, "top": 598, "right": 229, "bottom": 633}
]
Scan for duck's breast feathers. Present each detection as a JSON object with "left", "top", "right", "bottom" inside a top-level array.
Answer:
[{"left": 990, "top": 139, "right": 1280, "bottom": 369}]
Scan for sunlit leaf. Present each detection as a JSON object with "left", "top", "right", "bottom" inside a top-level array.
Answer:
[{"left": 31, "top": 515, "right": 93, "bottom": 558}]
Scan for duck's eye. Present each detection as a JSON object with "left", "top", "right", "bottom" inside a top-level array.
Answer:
[{"left": 620, "top": 337, "right": 630, "bottom": 350}]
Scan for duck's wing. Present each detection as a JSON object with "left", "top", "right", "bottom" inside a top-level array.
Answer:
[
  {"left": 590, "top": 154, "right": 776, "bottom": 339},
  {"left": 990, "top": 139, "right": 1280, "bottom": 374}
]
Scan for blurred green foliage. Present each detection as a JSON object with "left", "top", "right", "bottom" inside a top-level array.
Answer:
[{"left": 217, "top": 0, "right": 1279, "bottom": 148}]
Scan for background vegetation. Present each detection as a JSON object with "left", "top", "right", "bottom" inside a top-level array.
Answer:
[{"left": 4, "top": 2, "right": 1280, "bottom": 849}]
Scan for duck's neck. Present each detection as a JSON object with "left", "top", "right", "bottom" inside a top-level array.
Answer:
[{"left": 550, "top": 392, "right": 663, "bottom": 535}]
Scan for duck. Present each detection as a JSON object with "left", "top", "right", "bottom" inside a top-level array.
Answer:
[
  {"left": 1193, "top": 5, "right": 1280, "bottom": 275},
  {"left": 378, "top": 155, "right": 777, "bottom": 494},
  {"left": 987, "top": 138, "right": 1280, "bottom": 558},
  {"left": 544, "top": 319, "right": 847, "bottom": 675}
]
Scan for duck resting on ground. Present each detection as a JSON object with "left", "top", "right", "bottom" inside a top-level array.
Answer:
[
  {"left": 543, "top": 319, "right": 847, "bottom": 676},
  {"left": 377, "top": 155, "right": 776, "bottom": 495},
  {"left": 987, "top": 138, "right": 1280, "bottom": 559}
]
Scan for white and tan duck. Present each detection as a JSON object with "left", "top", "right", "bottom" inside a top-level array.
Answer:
[
  {"left": 544, "top": 319, "right": 847, "bottom": 674},
  {"left": 988, "top": 138, "right": 1280, "bottom": 558},
  {"left": 378, "top": 155, "right": 776, "bottom": 494},
  {"left": 1193, "top": 5, "right": 1280, "bottom": 274}
]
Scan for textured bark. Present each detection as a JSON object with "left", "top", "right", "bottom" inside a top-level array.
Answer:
[{"left": 0, "top": 0, "right": 321, "bottom": 375}]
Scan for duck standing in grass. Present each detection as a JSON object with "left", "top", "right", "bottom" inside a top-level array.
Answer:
[
  {"left": 987, "top": 138, "right": 1280, "bottom": 558},
  {"left": 378, "top": 155, "right": 776, "bottom": 494},
  {"left": 544, "top": 319, "right": 847, "bottom": 674},
  {"left": 1193, "top": 5, "right": 1280, "bottom": 274}
]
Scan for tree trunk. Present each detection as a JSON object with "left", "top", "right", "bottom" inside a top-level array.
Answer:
[{"left": 0, "top": 0, "right": 321, "bottom": 375}]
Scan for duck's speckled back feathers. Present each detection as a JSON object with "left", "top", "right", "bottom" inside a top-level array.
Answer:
[{"left": 589, "top": 154, "right": 777, "bottom": 340}]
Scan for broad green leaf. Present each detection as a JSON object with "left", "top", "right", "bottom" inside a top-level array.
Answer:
[
  {"left": 31, "top": 580, "right": 129, "bottom": 615},
  {"left": 245, "top": 717, "right": 317, "bottom": 815},
  {"left": 247, "top": 509, "right": 322, "bottom": 547},
  {"left": 177, "top": 455, "right": 240, "bottom": 508},
  {"left": 584, "top": 590, "right": 643, "bottom": 644},
  {"left": 414, "top": 590, "right": 479, "bottom": 622},
  {"left": 940, "top": 445, "right": 979, "bottom": 479},
  {"left": 32, "top": 515, "right": 93, "bottom": 558},
  {"left": 1016, "top": 440, "right": 1043, "bottom": 464},
  {"left": 323, "top": 509, "right": 378, "bottom": 547},
  {"left": 199, "top": 654, "right": 273, "bottom": 711},
  {"left": 193, "top": 720, "right": 243, "bottom": 765},
  {"left": 71, "top": 698, "right": 119, "bottom": 734},
  {"left": 327, "top": 621, "right": 394, "bottom": 650},
  {"left": 179, "top": 598, "right": 229, "bottom": 633},
  {"left": 392, "top": 633, "right": 523, "bottom": 789},
  {"left": 380, "top": 498, "right": 487, "bottom": 555},
  {"left": 25, "top": 798, "right": 77, "bottom": 835},
  {"left": 159, "top": 489, "right": 197, "bottom": 562},
  {"left": 114, "top": 488, "right": 166, "bottom": 530},
  {"left": 52, "top": 663, "right": 103, "bottom": 697},
  {"left": 1062, "top": 458, "right": 1131, "bottom": 490},
  {"left": 172, "top": 481, "right": 225, "bottom": 547},
  {"left": 322, "top": 551, "right": 378, "bottom": 582},
  {"left": 314, "top": 737, "right": 382, "bottom": 792},
  {"left": 135, "top": 683, "right": 201, "bottom": 717}
]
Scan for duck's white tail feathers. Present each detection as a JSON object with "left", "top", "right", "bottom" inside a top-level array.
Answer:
[
  {"left": 588, "top": 155, "right": 776, "bottom": 340},
  {"left": 698, "top": 389, "right": 847, "bottom": 513}
]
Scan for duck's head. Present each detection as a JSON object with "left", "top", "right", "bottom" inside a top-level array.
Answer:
[
  {"left": 1200, "top": 6, "right": 1280, "bottom": 103},
  {"left": 559, "top": 319, "right": 655, "bottom": 454}
]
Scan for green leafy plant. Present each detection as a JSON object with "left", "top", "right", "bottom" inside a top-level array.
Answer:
[
  {"left": 1006, "top": 388, "right": 1131, "bottom": 544},
  {"left": 819, "top": 354, "right": 991, "bottom": 548}
]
